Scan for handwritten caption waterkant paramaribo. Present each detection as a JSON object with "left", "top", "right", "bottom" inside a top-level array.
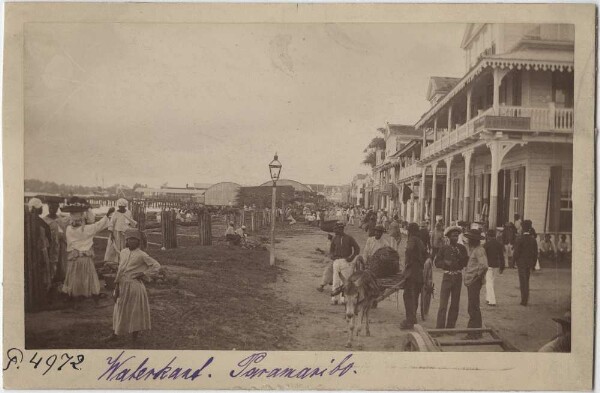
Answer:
[{"left": 5, "top": 349, "right": 357, "bottom": 382}]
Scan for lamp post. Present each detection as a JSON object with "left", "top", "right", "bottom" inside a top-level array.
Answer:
[{"left": 268, "top": 154, "right": 282, "bottom": 266}]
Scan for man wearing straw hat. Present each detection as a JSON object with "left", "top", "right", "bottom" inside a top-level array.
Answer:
[
  {"left": 330, "top": 221, "right": 360, "bottom": 305},
  {"left": 463, "top": 228, "right": 488, "bottom": 339},
  {"left": 434, "top": 225, "right": 468, "bottom": 329},
  {"left": 483, "top": 228, "right": 505, "bottom": 306}
]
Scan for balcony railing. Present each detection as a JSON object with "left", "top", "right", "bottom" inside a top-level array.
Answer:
[
  {"left": 397, "top": 163, "right": 420, "bottom": 181},
  {"left": 498, "top": 105, "right": 573, "bottom": 131},
  {"left": 422, "top": 108, "right": 492, "bottom": 158},
  {"left": 422, "top": 105, "right": 573, "bottom": 159}
]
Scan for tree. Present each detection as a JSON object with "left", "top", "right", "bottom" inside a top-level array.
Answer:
[
  {"left": 362, "top": 150, "right": 377, "bottom": 167},
  {"left": 132, "top": 183, "right": 147, "bottom": 190}
]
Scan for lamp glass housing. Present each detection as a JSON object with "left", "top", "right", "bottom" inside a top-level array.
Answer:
[{"left": 269, "top": 154, "right": 282, "bottom": 182}]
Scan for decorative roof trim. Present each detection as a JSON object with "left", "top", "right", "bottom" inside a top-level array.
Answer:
[{"left": 415, "top": 56, "right": 574, "bottom": 129}]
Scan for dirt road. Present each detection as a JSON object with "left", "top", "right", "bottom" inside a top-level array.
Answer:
[{"left": 273, "top": 223, "right": 571, "bottom": 352}]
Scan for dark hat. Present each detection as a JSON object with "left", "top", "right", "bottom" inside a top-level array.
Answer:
[
  {"left": 457, "top": 220, "right": 468, "bottom": 227},
  {"left": 60, "top": 196, "right": 91, "bottom": 213},
  {"left": 334, "top": 221, "right": 346, "bottom": 228},
  {"left": 552, "top": 311, "right": 571, "bottom": 326},
  {"left": 37, "top": 195, "right": 64, "bottom": 204},
  {"left": 124, "top": 228, "right": 142, "bottom": 240},
  {"left": 407, "top": 222, "right": 419, "bottom": 234},
  {"left": 463, "top": 229, "right": 485, "bottom": 241}
]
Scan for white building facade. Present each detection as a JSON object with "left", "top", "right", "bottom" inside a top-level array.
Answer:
[{"left": 411, "top": 23, "right": 573, "bottom": 244}]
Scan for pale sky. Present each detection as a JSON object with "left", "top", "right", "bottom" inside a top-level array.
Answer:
[{"left": 24, "top": 23, "right": 465, "bottom": 188}]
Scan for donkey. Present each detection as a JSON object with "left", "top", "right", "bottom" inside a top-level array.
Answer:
[{"left": 338, "top": 270, "right": 381, "bottom": 349}]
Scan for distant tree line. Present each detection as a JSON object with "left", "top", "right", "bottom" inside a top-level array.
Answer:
[{"left": 25, "top": 179, "right": 146, "bottom": 196}]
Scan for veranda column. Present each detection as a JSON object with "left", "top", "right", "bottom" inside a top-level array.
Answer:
[
  {"left": 462, "top": 149, "right": 474, "bottom": 222},
  {"left": 390, "top": 166, "right": 397, "bottom": 214},
  {"left": 448, "top": 105, "right": 453, "bottom": 132},
  {"left": 418, "top": 167, "right": 426, "bottom": 223},
  {"left": 466, "top": 88, "right": 472, "bottom": 121},
  {"left": 433, "top": 117, "right": 438, "bottom": 141},
  {"left": 409, "top": 180, "right": 415, "bottom": 223},
  {"left": 488, "top": 141, "right": 501, "bottom": 229},
  {"left": 430, "top": 162, "right": 438, "bottom": 232},
  {"left": 492, "top": 68, "right": 509, "bottom": 115},
  {"left": 493, "top": 68, "right": 501, "bottom": 114},
  {"left": 444, "top": 157, "right": 453, "bottom": 225}
]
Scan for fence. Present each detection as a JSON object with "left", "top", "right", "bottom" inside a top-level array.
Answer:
[{"left": 160, "top": 210, "right": 178, "bottom": 249}]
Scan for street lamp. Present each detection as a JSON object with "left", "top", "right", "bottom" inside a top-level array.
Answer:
[{"left": 269, "top": 154, "right": 282, "bottom": 266}]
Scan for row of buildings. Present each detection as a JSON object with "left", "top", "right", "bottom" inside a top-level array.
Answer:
[
  {"left": 135, "top": 180, "right": 350, "bottom": 205},
  {"left": 349, "top": 23, "right": 574, "bottom": 239}
]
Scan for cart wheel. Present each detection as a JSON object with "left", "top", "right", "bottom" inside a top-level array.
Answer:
[
  {"left": 403, "top": 331, "right": 428, "bottom": 351},
  {"left": 420, "top": 258, "right": 434, "bottom": 320}
]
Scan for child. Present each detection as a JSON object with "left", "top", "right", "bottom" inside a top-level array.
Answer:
[{"left": 106, "top": 229, "right": 160, "bottom": 344}]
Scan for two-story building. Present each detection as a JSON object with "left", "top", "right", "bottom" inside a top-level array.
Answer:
[
  {"left": 412, "top": 23, "right": 573, "bottom": 244},
  {"left": 349, "top": 174, "right": 372, "bottom": 207},
  {"left": 371, "top": 123, "right": 422, "bottom": 213}
]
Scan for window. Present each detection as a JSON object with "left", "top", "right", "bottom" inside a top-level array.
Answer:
[
  {"left": 512, "top": 167, "right": 525, "bottom": 218},
  {"left": 474, "top": 175, "right": 482, "bottom": 220},
  {"left": 559, "top": 169, "right": 572, "bottom": 231},
  {"left": 552, "top": 72, "right": 574, "bottom": 108},
  {"left": 512, "top": 71, "right": 522, "bottom": 106},
  {"left": 452, "top": 178, "right": 461, "bottom": 221}
]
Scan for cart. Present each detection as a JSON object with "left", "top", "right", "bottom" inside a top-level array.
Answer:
[
  {"left": 403, "top": 325, "right": 520, "bottom": 352},
  {"left": 376, "top": 258, "right": 435, "bottom": 321}
]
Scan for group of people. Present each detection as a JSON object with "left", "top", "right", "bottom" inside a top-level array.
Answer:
[
  {"left": 313, "top": 209, "right": 570, "bottom": 349},
  {"left": 27, "top": 197, "right": 162, "bottom": 344},
  {"left": 224, "top": 221, "right": 248, "bottom": 246}
]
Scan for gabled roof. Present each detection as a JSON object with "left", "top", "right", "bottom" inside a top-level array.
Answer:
[
  {"left": 390, "top": 139, "right": 422, "bottom": 159},
  {"left": 460, "top": 23, "right": 486, "bottom": 49},
  {"left": 426, "top": 77, "right": 461, "bottom": 101}
]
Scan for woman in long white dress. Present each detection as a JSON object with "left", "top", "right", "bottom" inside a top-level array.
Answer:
[
  {"left": 106, "top": 229, "right": 160, "bottom": 344},
  {"left": 103, "top": 199, "right": 137, "bottom": 266},
  {"left": 63, "top": 203, "right": 114, "bottom": 308}
]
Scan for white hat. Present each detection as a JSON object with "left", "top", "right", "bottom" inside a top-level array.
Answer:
[
  {"left": 27, "top": 198, "right": 43, "bottom": 211},
  {"left": 117, "top": 198, "right": 128, "bottom": 207},
  {"left": 241, "top": 225, "right": 246, "bottom": 229}
]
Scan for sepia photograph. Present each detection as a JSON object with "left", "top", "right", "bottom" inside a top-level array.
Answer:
[
  {"left": 22, "top": 21, "right": 575, "bottom": 353},
  {"left": 3, "top": 2, "right": 595, "bottom": 390}
]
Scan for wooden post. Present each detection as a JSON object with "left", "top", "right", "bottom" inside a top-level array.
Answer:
[
  {"left": 199, "top": 210, "right": 212, "bottom": 246},
  {"left": 251, "top": 211, "right": 256, "bottom": 232}
]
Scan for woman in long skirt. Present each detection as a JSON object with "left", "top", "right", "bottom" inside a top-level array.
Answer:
[
  {"left": 63, "top": 205, "right": 113, "bottom": 308},
  {"left": 106, "top": 229, "right": 160, "bottom": 344}
]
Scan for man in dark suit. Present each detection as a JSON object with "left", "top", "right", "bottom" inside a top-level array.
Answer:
[
  {"left": 513, "top": 220, "right": 538, "bottom": 306},
  {"left": 400, "top": 223, "right": 427, "bottom": 329}
]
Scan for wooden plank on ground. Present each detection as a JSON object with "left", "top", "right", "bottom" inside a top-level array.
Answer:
[
  {"left": 427, "top": 328, "right": 493, "bottom": 335},
  {"left": 437, "top": 339, "right": 504, "bottom": 346}
]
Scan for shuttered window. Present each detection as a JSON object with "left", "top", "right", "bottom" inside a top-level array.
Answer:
[
  {"left": 560, "top": 168, "right": 572, "bottom": 232},
  {"left": 512, "top": 167, "right": 525, "bottom": 218}
]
